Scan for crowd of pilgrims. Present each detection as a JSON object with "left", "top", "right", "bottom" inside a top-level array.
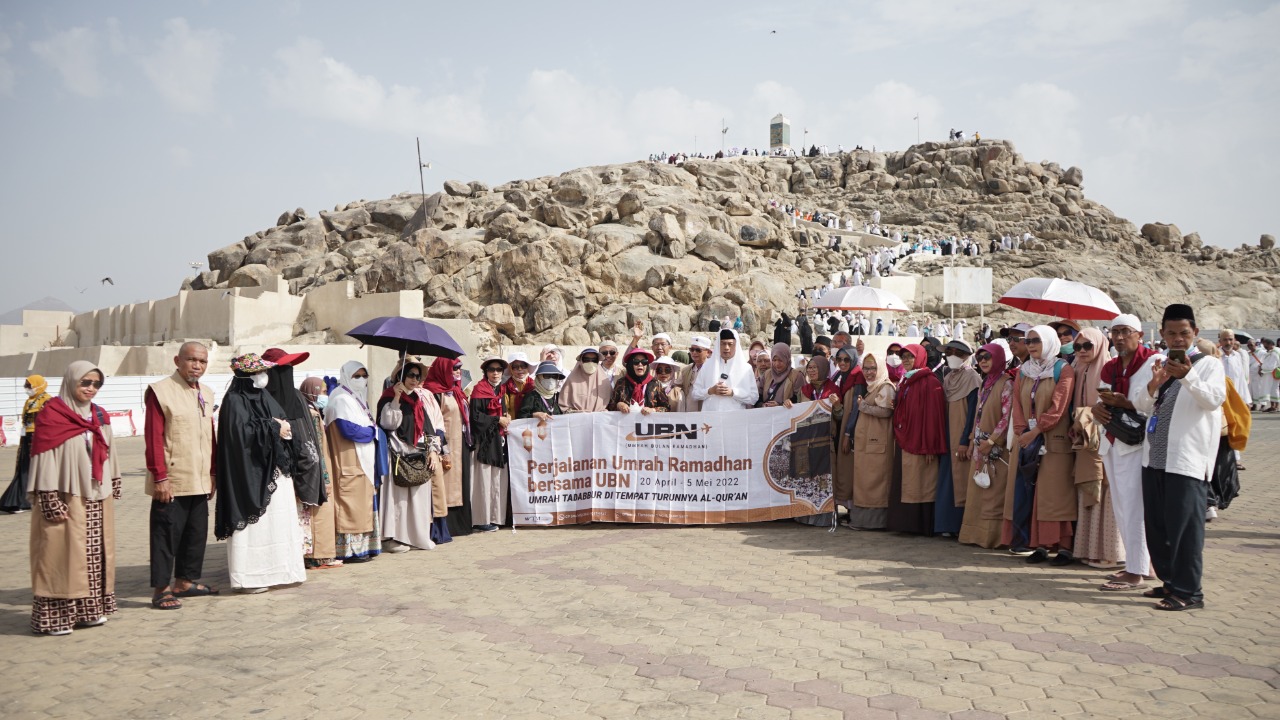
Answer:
[{"left": 4, "top": 301, "right": 1267, "bottom": 633}]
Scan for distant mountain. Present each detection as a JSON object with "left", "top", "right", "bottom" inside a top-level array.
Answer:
[{"left": 0, "top": 297, "right": 77, "bottom": 325}]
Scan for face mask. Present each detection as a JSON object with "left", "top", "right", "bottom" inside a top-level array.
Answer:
[
  {"left": 252, "top": 373, "right": 270, "bottom": 390},
  {"left": 581, "top": 362, "right": 599, "bottom": 375},
  {"left": 885, "top": 355, "right": 902, "bottom": 367},
  {"left": 1059, "top": 347, "right": 1072, "bottom": 357},
  {"left": 315, "top": 396, "right": 329, "bottom": 411},
  {"left": 946, "top": 356, "right": 964, "bottom": 369},
  {"left": 536, "top": 377, "right": 561, "bottom": 395},
  {"left": 348, "top": 377, "right": 368, "bottom": 396},
  {"left": 26, "top": 388, "right": 36, "bottom": 397}
]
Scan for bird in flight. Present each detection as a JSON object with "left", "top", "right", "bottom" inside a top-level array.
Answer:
[{"left": 101, "top": 277, "right": 114, "bottom": 285}]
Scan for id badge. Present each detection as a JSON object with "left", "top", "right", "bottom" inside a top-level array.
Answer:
[
  {"left": 1146, "top": 416, "right": 1158, "bottom": 434},
  {"left": 1028, "top": 418, "right": 1038, "bottom": 430}
]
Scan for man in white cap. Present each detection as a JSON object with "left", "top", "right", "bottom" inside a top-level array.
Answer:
[
  {"left": 691, "top": 329, "right": 759, "bottom": 411},
  {"left": 650, "top": 333, "right": 674, "bottom": 359},
  {"left": 676, "top": 336, "right": 713, "bottom": 412},
  {"left": 1092, "top": 313, "right": 1161, "bottom": 592},
  {"left": 1006, "top": 322, "right": 1034, "bottom": 368}
]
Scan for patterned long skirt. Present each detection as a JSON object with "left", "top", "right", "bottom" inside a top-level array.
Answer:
[{"left": 31, "top": 499, "right": 115, "bottom": 634}]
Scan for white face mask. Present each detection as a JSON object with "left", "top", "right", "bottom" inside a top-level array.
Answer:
[
  {"left": 536, "top": 377, "right": 562, "bottom": 394},
  {"left": 581, "top": 362, "right": 599, "bottom": 375},
  {"left": 946, "top": 356, "right": 965, "bottom": 369},
  {"left": 885, "top": 355, "right": 903, "bottom": 367},
  {"left": 25, "top": 388, "right": 36, "bottom": 397},
  {"left": 348, "top": 377, "right": 368, "bottom": 396},
  {"left": 252, "top": 373, "right": 270, "bottom": 389},
  {"left": 315, "top": 396, "right": 329, "bottom": 411}
]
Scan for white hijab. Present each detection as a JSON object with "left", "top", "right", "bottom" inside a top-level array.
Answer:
[
  {"left": 692, "top": 329, "right": 760, "bottom": 411},
  {"left": 1019, "top": 325, "right": 1062, "bottom": 380},
  {"left": 324, "top": 360, "right": 376, "bottom": 484}
]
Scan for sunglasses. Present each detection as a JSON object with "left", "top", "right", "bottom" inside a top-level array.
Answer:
[
  {"left": 1007, "top": 337, "right": 1026, "bottom": 344},
  {"left": 79, "top": 379, "right": 104, "bottom": 389},
  {"left": 690, "top": 347, "right": 709, "bottom": 353},
  {"left": 1025, "top": 338, "right": 1042, "bottom": 346},
  {"left": 483, "top": 366, "right": 504, "bottom": 373},
  {"left": 405, "top": 373, "right": 422, "bottom": 380},
  {"left": 975, "top": 353, "right": 992, "bottom": 362},
  {"left": 1074, "top": 342, "right": 1095, "bottom": 352},
  {"left": 629, "top": 360, "right": 650, "bottom": 367},
  {"left": 600, "top": 350, "right": 618, "bottom": 357},
  {"left": 655, "top": 367, "right": 673, "bottom": 373}
]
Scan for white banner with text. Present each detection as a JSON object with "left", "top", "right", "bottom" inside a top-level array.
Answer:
[{"left": 508, "top": 402, "right": 835, "bottom": 525}]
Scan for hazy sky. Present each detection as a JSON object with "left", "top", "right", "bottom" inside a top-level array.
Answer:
[{"left": 1, "top": 1, "right": 1277, "bottom": 315}]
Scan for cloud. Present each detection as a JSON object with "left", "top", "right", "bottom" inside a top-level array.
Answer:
[
  {"left": 30, "top": 26, "right": 104, "bottom": 97},
  {"left": 140, "top": 18, "right": 226, "bottom": 113},
  {"left": 263, "top": 37, "right": 489, "bottom": 143},
  {"left": 848, "top": 81, "right": 944, "bottom": 150},
  {"left": 168, "top": 145, "right": 193, "bottom": 167},
  {"left": 988, "top": 82, "right": 1081, "bottom": 165},
  {"left": 0, "top": 30, "right": 12, "bottom": 96},
  {"left": 513, "top": 70, "right": 734, "bottom": 163}
]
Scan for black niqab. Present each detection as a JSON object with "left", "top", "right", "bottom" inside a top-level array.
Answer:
[
  {"left": 266, "top": 364, "right": 326, "bottom": 506},
  {"left": 214, "top": 374, "right": 291, "bottom": 539}
]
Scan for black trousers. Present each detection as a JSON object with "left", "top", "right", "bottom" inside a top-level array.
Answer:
[
  {"left": 1142, "top": 467, "right": 1208, "bottom": 603},
  {"left": 150, "top": 494, "right": 209, "bottom": 589}
]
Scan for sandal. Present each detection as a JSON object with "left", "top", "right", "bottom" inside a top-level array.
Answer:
[
  {"left": 1100, "top": 579, "right": 1145, "bottom": 592},
  {"left": 151, "top": 592, "right": 182, "bottom": 610},
  {"left": 174, "top": 582, "right": 219, "bottom": 598},
  {"left": 1142, "top": 587, "right": 1170, "bottom": 599},
  {"left": 1155, "top": 596, "right": 1204, "bottom": 611}
]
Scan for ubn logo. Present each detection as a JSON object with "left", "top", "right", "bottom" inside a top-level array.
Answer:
[{"left": 625, "top": 423, "right": 710, "bottom": 442}]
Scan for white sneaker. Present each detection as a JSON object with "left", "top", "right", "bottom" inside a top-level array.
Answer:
[
  {"left": 233, "top": 587, "right": 269, "bottom": 594},
  {"left": 385, "top": 541, "right": 411, "bottom": 553},
  {"left": 36, "top": 628, "right": 73, "bottom": 636},
  {"left": 76, "top": 617, "right": 108, "bottom": 628}
]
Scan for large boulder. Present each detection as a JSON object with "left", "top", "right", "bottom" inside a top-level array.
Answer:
[
  {"left": 1062, "top": 166, "right": 1084, "bottom": 186},
  {"left": 443, "top": 179, "right": 473, "bottom": 197},
  {"left": 320, "top": 207, "right": 372, "bottom": 237},
  {"left": 1262, "top": 234, "right": 1276, "bottom": 250},
  {"left": 207, "top": 241, "right": 248, "bottom": 276},
  {"left": 227, "top": 264, "right": 277, "bottom": 288},
  {"left": 367, "top": 197, "right": 420, "bottom": 232},
  {"left": 364, "top": 243, "right": 429, "bottom": 292},
  {"left": 1141, "top": 222, "right": 1182, "bottom": 247},
  {"left": 692, "top": 229, "right": 739, "bottom": 269}
]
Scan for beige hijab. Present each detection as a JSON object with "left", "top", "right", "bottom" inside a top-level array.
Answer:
[
  {"left": 560, "top": 357, "right": 613, "bottom": 413},
  {"left": 28, "top": 361, "right": 118, "bottom": 500}
]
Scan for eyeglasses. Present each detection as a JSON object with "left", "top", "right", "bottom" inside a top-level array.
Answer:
[
  {"left": 405, "top": 373, "right": 422, "bottom": 380},
  {"left": 1007, "top": 337, "right": 1026, "bottom": 344},
  {"left": 1074, "top": 342, "right": 1095, "bottom": 352},
  {"left": 1025, "top": 338, "right": 1042, "bottom": 346},
  {"left": 690, "top": 347, "right": 709, "bottom": 353},
  {"left": 600, "top": 350, "right": 618, "bottom": 357},
  {"left": 655, "top": 367, "right": 672, "bottom": 374},
  {"left": 483, "top": 366, "right": 504, "bottom": 373},
  {"left": 79, "top": 379, "right": 104, "bottom": 389},
  {"left": 975, "top": 353, "right": 992, "bottom": 362},
  {"left": 630, "top": 360, "right": 650, "bottom": 367}
]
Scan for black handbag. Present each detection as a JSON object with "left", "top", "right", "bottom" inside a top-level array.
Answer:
[{"left": 1105, "top": 407, "right": 1146, "bottom": 446}]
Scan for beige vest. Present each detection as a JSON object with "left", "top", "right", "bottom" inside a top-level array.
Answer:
[{"left": 146, "top": 372, "right": 215, "bottom": 497}]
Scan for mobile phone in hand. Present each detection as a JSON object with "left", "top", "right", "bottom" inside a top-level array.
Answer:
[{"left": 1167, "top": 348, "right": 1187, "bottom": 364}]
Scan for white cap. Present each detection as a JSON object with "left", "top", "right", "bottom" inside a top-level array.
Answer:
[
  {"left": 1010, "top": 322, "right": 1034, "bottom": 334},
  {"left": 652, "top": 356, "right": 682, "bottom": 368},
  {"left": 690, "top": 336, "right": 713, "bottom": 350},
  {"left": 506, "top": 351, "right": 531, "bottom": 366},
  {"left": 652, "top": 332, "right": 672, "bottom": 343},
  {"left": 1111, "top": 314, "right": 1142, "bottom": 332}
]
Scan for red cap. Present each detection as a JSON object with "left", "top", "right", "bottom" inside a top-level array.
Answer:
[{"left": 261, "top": 348, "right": 311, "bottom": 367}]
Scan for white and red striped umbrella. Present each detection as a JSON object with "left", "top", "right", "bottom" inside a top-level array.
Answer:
[
  {"left": 813, "top": 286, "right": 911, "bottom": 312},
  {"left": 998, "top": 277, "right": 1120, "bottom": 320}
]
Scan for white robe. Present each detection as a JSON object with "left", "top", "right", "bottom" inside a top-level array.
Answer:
[
  {"left": 691, "top": 330, "right": 759, "bottom": 411},
  {"left": 1221, "top": 351, "right": 1251, "bottom": 406},
  {"left": 1260, "top": 349, "right": 1280, "bottom": 403},
  {"left": 227, "top": 474, "right": 307, "bottom": 589}
]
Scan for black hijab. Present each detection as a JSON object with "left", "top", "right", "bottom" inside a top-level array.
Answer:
[
  {"left": 214, "top": 373, "right": 292, "bottom": 540},
  {"left": 266, "top": 363, "right": 326, "bottom": 506}
]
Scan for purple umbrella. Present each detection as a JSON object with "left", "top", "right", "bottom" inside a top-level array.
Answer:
[{"left": 345, "top": 316, "right": 465, "bottom": 359}]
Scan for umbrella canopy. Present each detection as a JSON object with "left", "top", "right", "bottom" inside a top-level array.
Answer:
[
  {"left": 812, "top": 286, "right": 910, "bottom": 312},
  {"left": 346, "top": 316, "right": 465, "bottom": 358},
  {"left": 997, "top": 278, "right": 1120, "bottom": 321},
  {"left": 1234, "top": 331, "right": 1253, "bottom": 343}
]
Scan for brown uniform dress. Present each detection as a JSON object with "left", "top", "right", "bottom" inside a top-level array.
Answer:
[
  {"left": 831, "top": 385, "right": 859, "bottom": 509},
  {"left": 849, "top": 384, "right": 896, "bottom": 529},
  {"left": 947, "top": 397, "right": 974, "bottom": 507},
  {"left": 1005, "top": 365, "right": 1077, "bottom": 551},
  {"left": 324, "top": 425, "right": 376, "bottom": 534},
  {"left": 305, "top": 406, "right": 337, "bottom": 560},
  {"left": 958, "top": 373, "right": 1011, "bottom": 548}
]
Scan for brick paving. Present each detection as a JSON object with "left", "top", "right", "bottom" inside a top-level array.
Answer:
[{"left": 0, "top": 414, "right": 1277, "bottom": 719}]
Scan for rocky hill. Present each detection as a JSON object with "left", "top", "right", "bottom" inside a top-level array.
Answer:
[{"left": 196, "top": 138, "right": 1279, "bottom": 345}]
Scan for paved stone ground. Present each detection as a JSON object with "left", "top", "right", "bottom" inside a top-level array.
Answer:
[{"left": 0, "top": 414, "right": 1277, "bottom": 719}]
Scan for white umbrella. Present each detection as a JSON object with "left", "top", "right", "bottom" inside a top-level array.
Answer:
[
  {"left": 812, "top": 286, "right": 910, "bottom": 312},
  {"left": 997, "top": 277, "right": 1120, "bottom": 321}
]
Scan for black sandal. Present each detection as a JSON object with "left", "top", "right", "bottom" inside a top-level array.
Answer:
[
  {"left": 1142, "top": 586, "right": 1170, "bottom": 599},
  {"left": 1155, "top": 596, "right": 1204, "bottom": 612},
  {"left": 174, "top": 582, "right": 219, "bottom": 598},
  {"left": 151, "top": 592, "right": 182, "bottom": 610}
]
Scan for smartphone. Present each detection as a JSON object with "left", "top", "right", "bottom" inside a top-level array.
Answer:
[{"left": 1167, "top": 348, "right": 1187, "bottom": 364}]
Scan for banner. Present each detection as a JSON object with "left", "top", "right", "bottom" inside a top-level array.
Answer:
[{"left": 509, "top": 401, "right": 835, "bottom": 525}]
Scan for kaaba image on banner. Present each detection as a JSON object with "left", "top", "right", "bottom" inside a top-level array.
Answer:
[{"left": 763, "top": 405, "right": 834, "bottom": 512}]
